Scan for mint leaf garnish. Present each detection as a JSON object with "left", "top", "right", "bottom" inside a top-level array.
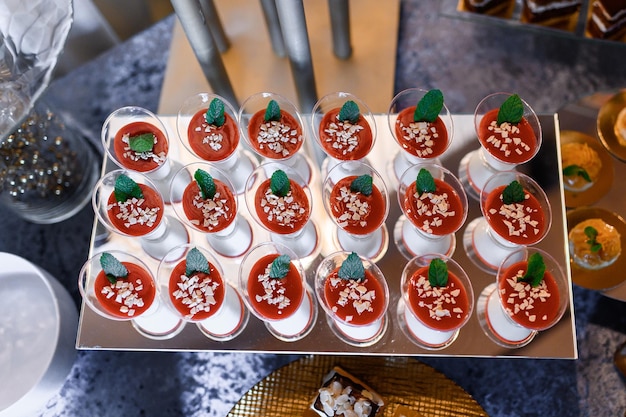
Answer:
[
  {"left": 128, "top": 133, "right": 155, "bottom": 153},
  {"left": 349, "top": 174, "right": 373, "bottom": 196},
  {"left": 502, "top": 180, "right": 525, "bottom": 204},
  {"left": 270, "top": 169, "right": 291, "bottom": 197},
  {"left": 497, "top": 94, "right": 524, "bottom": 125},
  {"left": 269, "top": 254, "right": 291, "bottom": 279},
  {"left": 414, "top": 89, "right": 444, "bottom": 123},
  {"left": 428, "top": 258, "right": 448, "bottom": 287},
  {"left": 100, "top": 252, "right": 128, "bottom": 284},
  {"left": 337, "top": 252, "right": 366, "bottom": 281},
  {"left": 114, "top": 174, "right": 144, "bottom": 202},
  {"left": 416, "top": 168, "right": 436, "bottom": 195},
  {"left": 584, "top": 226, "right": 602, "bottom": 253},
  {"left": 563, "top": 164, "right": 592, "bottom": 182},
  {"left": 264, "top": 99, "right": 281, "bottom": 122},
  {"left": 185, "top": 247, "right": 210, "bottom": 276},
  {"left": 205, "top": 98, "right": 225, "bottom": 127},
  {"left": 194, "top": 168, "right": 216, "bottom": 200},
  {"left": 338, "top": 100, "right": 360, "bottom": 124},
  {"left": 517, "top": 252, "right": 546, "bottom": 287}
]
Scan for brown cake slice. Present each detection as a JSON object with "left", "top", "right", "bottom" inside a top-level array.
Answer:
[
  {"left": 587, "top": 0, "right": 626, "bottom": 40},
  {"left": 521, "top": 0, "right": 582, "bottom": 26},
  {"left": 462, "top": 0, "right": 515, "bottom": 16}
]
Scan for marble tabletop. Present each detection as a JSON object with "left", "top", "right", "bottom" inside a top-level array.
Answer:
[{"left": 2, "top": 0, "right": 626, "bottom": 415}]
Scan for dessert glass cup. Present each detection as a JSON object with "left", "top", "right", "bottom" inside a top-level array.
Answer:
[
  {"left": 238, "top": 91, "right": 313, "bottom": 184},
  {"left": 311, "top": 91, "right": 377, "bottom": 177},
  {"left": 176, "top": 92, "right": 257, "bottom": 194},
  {"left": 78, "top": 250, "right": 185, "bottom": 340},
  {"left": 169, "top": 162, "right": 253, "bottom": 258},
  {"left": 463, "top": 171, "right": 552, "bottom": 273},
  {"left": 458, "top": 92, "right": 542, "bottom": 200},
  {"left": 395, "top": 163, "right": 468, "bottom": 260},
  {"left": 315, "top": 251, "right": 390, "bottom": 347},
  {"left": 101, "top": 106, "right": 179, "bottom": 202},
  {"left": 244, "top": 161, "right": 319, "bottom": 259},
  {"left": 92, "top": 169, "right": 189, "bottom": 260},
  {"left": 387, "top": 88, "right": 454, "bottom": 183},
  {"left": 398, "top": 254, "right": 474, "bottom": 350},
  {"left": 322, "top": 160, "right": 390, "bottom": 262},
  {"left": 238, "top": 242, "right": 317, "bottom": 341},
  {"left": 157, "top": 244, "right": 249, "bottom": 341},
  {"left": 476, "top": 247, "right": 569, "bottom": 349}
]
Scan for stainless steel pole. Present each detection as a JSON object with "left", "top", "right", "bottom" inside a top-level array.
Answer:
[
  {"left": 199, "top": 0, "right": 230, "bottom": 53},
  {"left": 259, "top": 0, "right": 286, "bottom": 57},
  {"left": 328, "top": 0, "right": 352, "bottom": 59}
]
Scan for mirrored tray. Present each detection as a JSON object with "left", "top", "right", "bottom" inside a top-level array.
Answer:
[{"left": 76, "top": 113, "right": 576, "bottom": 358}]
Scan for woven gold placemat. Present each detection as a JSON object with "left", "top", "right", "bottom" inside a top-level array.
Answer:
[{"left": 228, "top": 355, "right": 488, "bottom": 416}]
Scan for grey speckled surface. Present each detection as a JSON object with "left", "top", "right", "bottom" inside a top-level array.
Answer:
[{"left": 1, "top": 1, "right": 626, "bottom": 416}]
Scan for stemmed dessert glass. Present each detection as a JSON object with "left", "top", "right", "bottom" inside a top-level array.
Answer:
[
  {"left": 79, "top": 250, "right": 185, "bottom": 340},
  {"left": 322, "top": 160, "right": 389, "bottom": 262},
  {"left": 387, "top": 88, "right": 454, "bottom": 183},
  {"left": 169, "top": 162, "right": 253, "bottom": 258},
  {"left": 395, "top": 163, "right": 468, "bottom": 260},
  {"left": 92, "top": 169, "right": 189, "bottom": 260},
  {"left": 157, "top": 244, "right": 249, "bottom": 341},
  {"left": 476, "top": 247, "right": 569, "bottom": 349},
  {"left": 315, "top": 251, "right": 390, "bottom": 347},
  {"left": 176, "top": 93, "right": 257, "bottom": 194},
  {"left": 244, "top": 161, "right": 319, "bottom": 260},
  {"left": 458, "top": 92, "right": 542, "bottom": 200},
  {"left": 101, "top": 106, "right": 178, "bottom": 201},
  {"left": 397, "top": 254, "right": 474, "bottom": 350},
  {"left": 311, "top": 91, "right": 377, "bottom": 177},
  {"left": 238, "top": 92, "right": 313, "bottom": 184},
  {"left": 463, "top": 170, "right": 552, "bottom": 273},
  {"left": 238, "top": 242, "right": 317, "bottom": 342}
]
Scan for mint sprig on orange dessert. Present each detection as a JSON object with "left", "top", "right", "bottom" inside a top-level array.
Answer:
[
  {"left": 338, "top": 100, "right": 361, "bottom": 124},
  {"left": 414, "top": 89, "right": 444, "bottom": 123},
  {"left": 428, "top": 258, "right": 448, "bottom": 287},
  {"left": 496, "top": 94, "right": 524, "bottom": 125},
  {"left": 114, "top": 174, "right": 143, "bottom": 202},
  {"left": 269, "top": 254, "right": 291, "bottom": 279},
  {"left": 350, "top": 174, "right": 373, "bottom": 196},
  {"left": 270, "top": 169, "right": 291, "bottom": 197},
  {"left": 205, "top": 98, "right": 225, "bottom": 127},
  {"left": 584, "top": 226, "right": 602, "bottom": 253},
  {"left": 100, "top": 252, "right": 128, "bottom": 284},
  {"left": 185, "top": 247, "right": 210, "bottom": 276},
  {"left": 563, "top": 164, "right": 592, "bottom": 183},
  {"left": 128, "top": 133, "right": 156, "bottom": 153},
  {"left": 517, "top": 252, "right": 546, "bottom": 287},
  {"left": 265, "top": 99, "right": 281, "bottom": 122},
  {"left": 416, "top": 168, "right": 436, "bottom": 195},
  {"left": 194, "top": 168, "right": 217, "bottom": 200},
  {"left": 338, "top": 252, "right": 365, "bottom": 281},
  {"left": 502, "top": 180, "right": 525, "bottom": 204}
]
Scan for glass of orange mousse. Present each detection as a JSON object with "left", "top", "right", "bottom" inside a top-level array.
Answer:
[
  {"left": 311, "top": 92, "right": 377, "bottom": 177},
  {"left": 79, "top": 250, "right": 185, "bottom": 339},
  {"left": 244, "top": 162, "right": 319, "bottom": 260},
  {"left": 395, "top": 163, "right": 468, "bottom": 260},
  {"left": 463, "top": 171, "right": 552, "bottom": 273},
  {"left": 238, "top": 242, "right": 317, "bottom": 342},
  {"left": 176, "top": 93, "right": 257, "bottom": 194},
  {"left": 458, "top": 92, "right": 542, "bottom": 200},
  {"left": 238, "top": 92, "right": 313, "bottom": 184},
  {"left": 398, "top": 254, "right": 474, "bottom": 350},
  {"left": 477, "top": 247, "right": 569, "bottom": 349},
  {"left": 387, "top": 88, "right": 454, "bottom": 183},
  {"left": 157, "top": 245, "right": 249, "bottom": 341},
  {"left": 322, "top": 160, "right": 390, "bottom": 262},
  {"left": 92, "top": 169, "right": 189, "bottom": 260},
  {"left": 169, "top": 162, "right": 253, "bottom": 258},
  {"left": 315, "top": 251, "right": 389, "bottom": 347}
]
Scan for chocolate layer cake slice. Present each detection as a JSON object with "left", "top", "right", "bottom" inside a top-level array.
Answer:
[
  {"left": 521, "top": 0, "right": 582, "bottom": 24},
  {"left": 587, "top": 0, "right": 626, "bottom": 40},
  {"left": 462, "top": 0, "right": 515, "bottom": 16}
]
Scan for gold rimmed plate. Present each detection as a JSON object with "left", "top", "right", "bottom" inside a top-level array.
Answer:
[
  {"left": 559, "top": 130, "right": 614, "bottom": 208},
  {"left": 596, "top": 90, "right": 626, "bottom": 162},
  {"left": 227, "top": 355, "right": 488, "bottom": 416},
  {"left": 566, "top": 207, "right": 626, "bottom": 291}
]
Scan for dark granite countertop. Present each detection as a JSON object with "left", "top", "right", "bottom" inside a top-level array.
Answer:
[{"left": 2, "top": 1, "right": 626, "bottom": 415}]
